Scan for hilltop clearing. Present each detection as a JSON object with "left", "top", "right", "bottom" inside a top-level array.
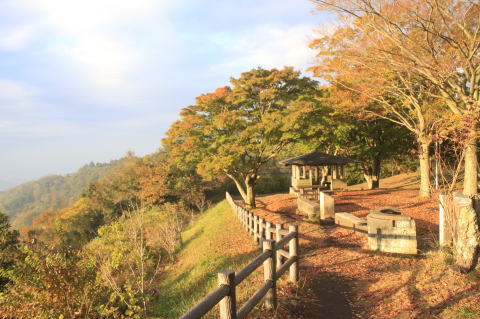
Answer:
[{"left": 242, "top": 188, "right": 480, "bottom": 318}]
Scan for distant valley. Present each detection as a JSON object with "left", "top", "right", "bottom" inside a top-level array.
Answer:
[{"left": 0, "top": 160, "right": 120, "bottom": 229}]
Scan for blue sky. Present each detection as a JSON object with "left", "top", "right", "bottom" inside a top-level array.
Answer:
[{"left": 0, "top": 0, "right": 333, "bottom": 189}]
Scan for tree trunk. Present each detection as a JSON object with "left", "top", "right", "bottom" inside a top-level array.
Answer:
[
  {"left": 363, "top": 156, "right": 380, "bottom": 189},
  {"left": 418, "top": 138, "right": 432, "bottom": 198},
  {"left": 463, "top": 136, "right": 478, "bottom": 195},
  {"left": 454, "top": 197, "right": 480, "bottom": 272},
  {"left": 226, "top": 172, "right": 248, "bottom": 203},
  {"left": 245, "top": 174, "right": 257, "bottom": 209},
  {"left": 320, "top": 166, "right": 328, "bottom": 186},
  {"left": 372, "top": 156, "right": 380, "bottom": 189}
]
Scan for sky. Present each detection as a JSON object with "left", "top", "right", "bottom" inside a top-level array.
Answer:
[{"left": 0, "top": 0, "right": 333, "bottom": 190}]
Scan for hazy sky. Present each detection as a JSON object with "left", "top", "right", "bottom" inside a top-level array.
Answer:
[{"left": 0, "top": 0, "right": 332, "bottom": 188}]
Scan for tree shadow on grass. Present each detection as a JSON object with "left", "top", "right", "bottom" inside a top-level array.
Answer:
[{"left": 177, "top": 229, "right": 204, "bottom": 252}]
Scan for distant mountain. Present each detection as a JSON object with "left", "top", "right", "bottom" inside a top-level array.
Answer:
[{"left": 0, "top": 161, "right": 120, "bottom": 229}]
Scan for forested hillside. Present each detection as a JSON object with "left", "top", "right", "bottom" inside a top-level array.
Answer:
[{"left": 0, "top": 161, "right": 119, "bottom": 228}]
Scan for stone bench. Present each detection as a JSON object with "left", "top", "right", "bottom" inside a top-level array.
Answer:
[
  {"left": 297, "top": 197, "right": 319, "bottom": 218},
  {"left": 334, "top": 212, "right": 367, "bottom": 234}
]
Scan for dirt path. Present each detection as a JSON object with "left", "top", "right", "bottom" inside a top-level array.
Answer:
[{"left": 245, "top": 190, "right": 480, "bottom": 319}]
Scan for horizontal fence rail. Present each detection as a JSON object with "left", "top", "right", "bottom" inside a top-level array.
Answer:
[{"left": 180, "top": 192, "right": 299, "bottom": 319}]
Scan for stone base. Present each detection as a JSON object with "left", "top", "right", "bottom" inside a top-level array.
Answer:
[{"left": 367, "top": 210, "right": 417, "bottom": 254}]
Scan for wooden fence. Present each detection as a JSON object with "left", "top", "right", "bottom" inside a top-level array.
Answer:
[{"left": 179, "top": 192, "right": 299, "bottom": 319}]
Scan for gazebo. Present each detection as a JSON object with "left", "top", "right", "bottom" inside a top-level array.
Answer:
[{"left": 280, "top": 152, "right": 352, "bottom": 191}]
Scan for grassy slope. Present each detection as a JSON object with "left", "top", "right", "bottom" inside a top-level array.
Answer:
[{"left": 153, "top": 200, "right": 264, "bottom": 318}]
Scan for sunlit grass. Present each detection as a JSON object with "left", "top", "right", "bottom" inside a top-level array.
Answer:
[{"left": 152, "top": 200, "right": 262, "bottom": 318}]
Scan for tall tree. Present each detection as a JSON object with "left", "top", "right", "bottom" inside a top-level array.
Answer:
[
  {"left": 163, "top": 67, "right": 319, "bottom": 208},
  {"left": 313, "top": 0, "right": 480, "bottom": 195},
  {"left": 310, "top": 18, "right": 444, "bottom": 197},
  {"left": 293, "top": 97, "right": 413, "bottom": 189}
]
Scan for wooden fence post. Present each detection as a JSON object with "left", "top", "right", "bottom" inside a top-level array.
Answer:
[
  {"left": 218, "top": 270, "right": 236, "bottom": 319},
  {"left": 266, "top": 222, "right": 272, "bottom": 240},
  {"left": 275, "top": 223, "right": 283, "bottom": 268},
  {"left": 263, "top": 240, "right": 277, "bottom": 310},
  {"left": 254, "top": 216, "right": 259, "bottom": 243},
  {"left": 248, "top": 212, "right": 252, "bottom": 235},
  {"left": 259, "top": 218, "right": 265, "bottom": 243},
  {"left": 289, "top": 224, "right": 299, "bottom": 283},
  {"left": 243, "top": 209, "right": 247, "bottom": 229}
]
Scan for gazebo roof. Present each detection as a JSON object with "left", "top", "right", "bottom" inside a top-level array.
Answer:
[{"left": 280, "top": 152, "right": 352, "bottom": 166}]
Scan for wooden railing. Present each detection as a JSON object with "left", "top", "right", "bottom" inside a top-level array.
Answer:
[{"left": 179, "top": 192, "right": 299, "bottom": 319}]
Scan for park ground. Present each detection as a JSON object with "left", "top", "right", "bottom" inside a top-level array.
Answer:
[
  {"left": 158, "top": 173, "right": 480, "bottom": 318},
  {"left": 249, "top": 173, "right": 480, "bottom": 319}
]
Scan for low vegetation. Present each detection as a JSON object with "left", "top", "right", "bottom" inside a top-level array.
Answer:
[{"left": 153, "top": 200, "right": 262, "bottom": 318}]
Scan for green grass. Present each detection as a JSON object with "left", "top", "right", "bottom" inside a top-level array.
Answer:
[
  {"left": 152, "top": 200, "right": 261, "bottom": 318},
  {"left": 455, "top": 306, "right": 480, "bottom": 318}
]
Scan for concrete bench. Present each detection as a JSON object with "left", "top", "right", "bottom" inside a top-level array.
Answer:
[
  {"left": 297, "top": 197, "right": 319, "bottom": 218},
  {"left": 334, "top": 212, "right": 367, "bottom": 234}
]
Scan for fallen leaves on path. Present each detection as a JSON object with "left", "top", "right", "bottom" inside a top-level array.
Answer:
[{"left": 243, "top": 189, "right": 480, "bottom": 319}]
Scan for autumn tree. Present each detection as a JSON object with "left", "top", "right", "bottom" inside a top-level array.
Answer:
[
  {"left": 310, "top": 16, "right": 445, "bottom": 197},
  {"left": 313, "top": 0, "right": 480, "bottom": 195},
  {"left": 85, "top": 153, "right": 142, "bottom": 223},
  {"left": 136, "top": 152, "right": 170, "bottom": 206},
  {"left": 290, "top": 96, "right": 413, "bottom": 189},
  {"left": 0, "top": 212, "right": 19, "bottom": 292},
  {"left": 163, "top": 67, "right": 319, "bottom": 208}
]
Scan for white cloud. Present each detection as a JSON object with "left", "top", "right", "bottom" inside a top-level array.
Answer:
[
  {"left": 53, "top": 35, "right": 142, "bottom": 87},
  {"left": 0, "top": 119, "right": 78, "bottom": 137},
  {"left": 0, "top": 80, "right": 39, "bottom": 109},
  {"left": 211, "top": 24, "right": 318, "bottom": 72},
  {"left": 0, "top": 121, "right": 13, "bottom": 128},
  {"left": 9, "top": 0, "right": 184, "bottom": 87},
  {"left": 108, "top": 114, "right": 179, "bottom": 129},
  {"left": 0, "top": 25, "right": 36, "bottom": 50}
]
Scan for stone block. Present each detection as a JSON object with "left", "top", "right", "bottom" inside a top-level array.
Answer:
[
  {"left": 367, "top": 209, "right": 417, "bottom": 254},
  {"left": 330, "top": 179, "right": 347, "bottom": 190},
  {"left": 334, "top": 212, "right": 367, "bottom": 234},
  {"left": 297, "top": 197, "right": 319, "bottom": 218},
  {"left": 319, "top": 192, "right": 335, "bottom": 220}
]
